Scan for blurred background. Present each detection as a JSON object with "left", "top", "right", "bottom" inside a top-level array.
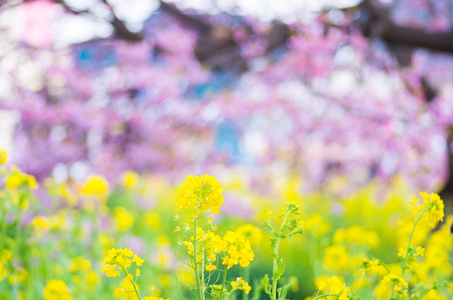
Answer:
[
  {"left": 2, "top": 0, "right": 453, "bottom": 198},
  {"left": 3, "top": 1, "right": 453, "bottom": 299}
]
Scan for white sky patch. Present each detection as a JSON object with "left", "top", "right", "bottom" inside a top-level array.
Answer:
[
  {"left": 0, "top": 110, "right": 20, "bottom": 152},
  {"left": 0, "top": 0, "right": 361, "bottom": 47},
  {"left": 53, "top": 13, "right": 113, "bottom": 48},
  {"left": 163, "top": 0, "right": 360, "bottom": 23}
]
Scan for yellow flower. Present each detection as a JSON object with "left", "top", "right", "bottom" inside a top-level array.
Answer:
[
  {"left": 136, "top": 269, "right": 141, "bottom": 277},
  {"left": 383, "top": 274, "right": 408, "bottom": 296},
  {"left": 81, "top": 175, "right": 109, "bottom": 198},
  {"left": 305, "top": 214, "right": 330, "bottom": 236},
  {"left": 31, "top": 216, "right": 50, "bottom": 236},
  {"left": 0, "top": 149, "right": 7, "bottom": 164},
  {"left": 114, "top": 207, "right": 134, "bottom": 231},
  {"left": 231, "top": 277, "right": 251, "bottom": 294},
  {"left": 101, "top": 248, "right": 142, "bottom": 278},
  {"left": 126, "top": 274, "right": 133, "bottom": 281},
  {"left": 5, "top": 166, "right": 38, "bottom": 190},
  {"left": 235, "top": 224, "right": 262, "bottom": 246},
  {"left": 121, "top": 170, "right": 139, "bottom": 188},
  {"left": 205, "top": 264, "right": 217, "bottom": 271},
  {"left": 84, "top": 271, "right": 99, "bottom": 289},
  {"left": 420, "top": 192, "right": 444, "bottom": 228},
  {"left": 43, "top": 279, "right": 72, "bottom": 300},
  {"left": 175, "top": 175, "right": 224, "bottom": 216},
  {"left": 397, "top": 248, "right": 407, "bottom": 258},
  {"left": 416, "top": 246, "right": 425, "bottom": 257},
  {"left": 360, "top": 259, "right": 381, "bottom": 275},
  {"left": 211, "top": 231, "right": 255, "bottom": 269},
  {"left": 314, "top": 276, "right": 349, "bottom": 300},
  {"left": 68, "top": 257, "right": 91, "bottom": 273},
  {"left": 323, "top": 246, "right": 350, "bottom": 271},
  {"left": 133, "top": 254, "right": 144, "bottom": 267}
]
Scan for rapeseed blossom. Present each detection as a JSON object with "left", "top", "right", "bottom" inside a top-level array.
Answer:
[
  {"left": 221, "top": 231, "right": 254, "bottom": 268},
  {"left": 81, "top": 175, "right": 110, "bottom": 198},
  {"left": 315, "top": 275, "right": 349, "bottom": 300},
  {"left": 5, "top": 166, "right": 38, "bottom": 190},
  {"left": 121, "top": 170, "right": 139, "bottom": 188},
  {"left": 101, "top": 248, "right": 143, "bottom": 277},
  {"left": 43, "top": 279, "right": 72, "bottom": 300},
  {"left": 235, "top": 224, "right": 262, "bottom": 246},
  {"left": 383, "top": 274, "right": 408, "bottom": 297},
  {"left": 230, "top": 277, "right": 251, "bottom": 294},
  {"left": 0, "top": 149, "right": 7, "bottom": 164},
  {"left": 175, "top": 175, "right": 223, "bottom": 217},
  {"left": 409, "top": 192, "right": 444, "bottom": 228}
]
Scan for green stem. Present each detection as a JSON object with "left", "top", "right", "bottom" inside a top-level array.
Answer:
[
  {"left": 313, "top": 294, "right": 338, "bottom": 300},
  {"left": 418, "top": 287, "right": 435, "bottom": 300},
  {"left": 243, "top": 266, "right": 250, "bottom": 300},
  {"left": 401, "top": 209, "right": 426, "bottom": 277},
  {"left": 379, "top": 262, "right": 391, "bottom": 274},
  {"left": 0, "top": 204, "right": 5, "bottom": 251},
  {"left": 219, "top": 264, "right": 228, "bottom": 300},
  {"left": 201, "top": 247, "right": 205, "bottom": 300},
  {"left": 13, "top": 194, "right": 24, "bottom": 299},
  {"left": 121, "top": 266, "right": 141, "bottom": 300},
  {"left": 271, "top": 211, "right": 290, "bottom": 300},
  {"left": 193, "top": 195, "right": 203, "bottom": 300},
  {"left": 271, "top": 248, "right": 279, "bottom": 300}
]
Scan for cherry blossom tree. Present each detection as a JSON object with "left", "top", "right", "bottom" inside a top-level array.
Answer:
[{"left": 2, "top": 0, "right": 453, "bottom": 202}]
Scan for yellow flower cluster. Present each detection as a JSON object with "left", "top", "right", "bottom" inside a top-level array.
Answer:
[
  {"left": 5, "top": 166, "right": 38, "bottom": 190},
  {"left": 114, "top": 207, "right": 134, "bottom": 231},
  {"left": 315, "top": 275, "right": 349, "bottom": 300},
  {"left": 323, "top": 246, "right": 351, "bottom": 272},
  {"left": 383, "top": 274, "right": 408, "bottom": 297},
  {"left": 230, "top": 277, "right": 251, "bottom": 294},
  {"left": 68, "top": 257, "right": 91, "bottom": 273},
  {"left": 184, "top": 229, "right": 255, "bottom": 270},
  {"left": 333, "top": 226, "right": 379, "bottom": 248},
  {"left": 221, "top": 231, "right": 255, "bottom": 269},
  {"left": 409, "top": 192, "right": 444, "bottom": 228},
  {"left": 235, "top": 224, "right": 262, "bottom": 246},
  {"left": 305, "top": 214, "right": 330, "bottom": 236},
  {"left": 359, "top": 259, "right": 381, "bottom": 276},
  {"left": 101, "top": 248, "right": 144, "bottom": 277},
  {"left": 81, "top": 175, "right": 110, "bottom": 198},
  {"left": 43, "top": 279, "right": 72, "bottom": 300},
  {"left": 121, "top": 170, "right": 139, "bottom": 189},
  {"left": 0, "top": 249, "right": 13, "bottom": 282},
  {"left": 0, "top": 149, "right": 7, "bottom": 164},
  {"left": 175, "top": 175, "right": 223, "bottom": 217},
  {"left": 414, "top": 219, "right": 453, "bottom": 283}
]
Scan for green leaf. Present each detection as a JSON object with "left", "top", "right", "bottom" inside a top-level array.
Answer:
[
  {"left": 263, "top": 220, "right": 275, "bottom": 233},
  {"left": 261, "top": 274, "right": 271, "bottom": 294},
  {"left": 277, "top": 284, "right": 292, "bottom": 300},
  {"left": 272, "top": 258, "right": 285, "bottom": 281}
]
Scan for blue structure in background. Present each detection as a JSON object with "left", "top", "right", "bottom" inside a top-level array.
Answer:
[{"left": 215, "top": 121, "right": 241, "bottom": 163}]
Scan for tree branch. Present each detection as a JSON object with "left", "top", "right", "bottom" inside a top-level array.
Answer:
[{"left": 359, "top": 0, "right": 453, "bottom": 54}]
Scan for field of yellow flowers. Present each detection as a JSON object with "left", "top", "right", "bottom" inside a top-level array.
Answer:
[{"left": 0, "top": 150, "right": 451, "bottom": 300}]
